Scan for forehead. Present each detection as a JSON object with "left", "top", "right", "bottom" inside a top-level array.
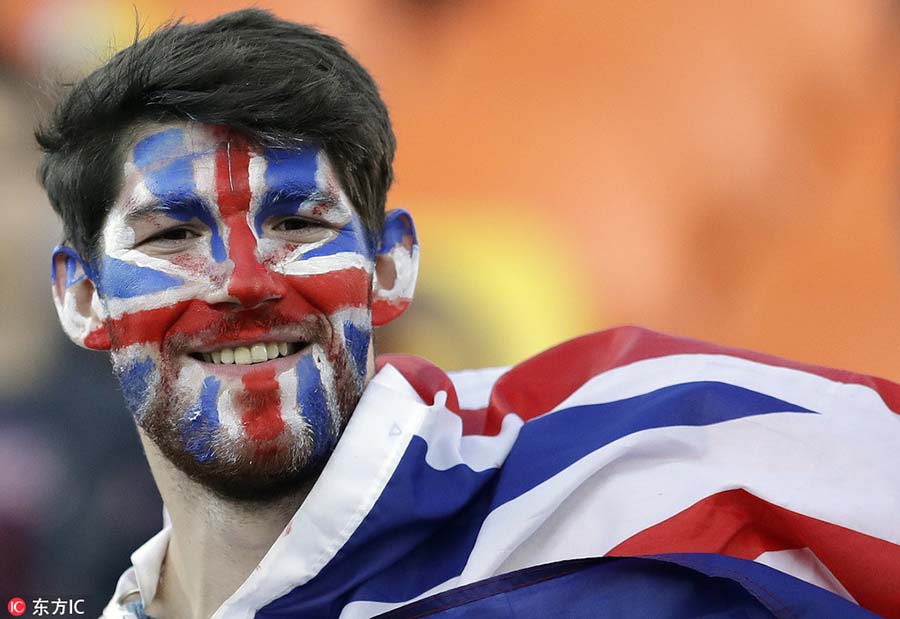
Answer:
[{"left": 115, "top": 122, "right": 323, "bottom": 209}]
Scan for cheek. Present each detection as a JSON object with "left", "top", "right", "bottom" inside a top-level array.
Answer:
[
  {"left": 261, "top": 242, "right": 299, "bottom": 269},
  {"left": 284, "top": 268, "right": 372, "bottom": 316},
  {"left": 98, "top": 252, "right": 227, "bottom": 349},
  {"left": 172, "top": 253, "right": 219, "bottom": 278},
  {"left": 340, "top": 321, "right": 370, "bottom": 377},
  {"left": 98, "top": 256, "right": 184, "bottom": 300},
  {"left": 105, "top": 302, "right": 194, "bottom": 349},
  {"left": 117, "top": 354, "right": 157, "bottom": 412}
]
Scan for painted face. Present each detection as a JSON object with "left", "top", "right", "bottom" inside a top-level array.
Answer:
[{"left": 56, "top": 123, "right": 417, "bottom": 498}]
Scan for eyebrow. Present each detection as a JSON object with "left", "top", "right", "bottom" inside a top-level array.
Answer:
[
  {"left": 253, "top": 183, "right": 340, "bottom": 235},
  {"left": 124, "top": 194, "right": 214, "bottom": 225},
  {"left": 259, "top": 183, "right": 338, "bottom": 211}
]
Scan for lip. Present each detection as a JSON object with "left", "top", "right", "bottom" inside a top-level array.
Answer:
[{"left": 184, "top": 343, "right": 312, "bottom": 376}]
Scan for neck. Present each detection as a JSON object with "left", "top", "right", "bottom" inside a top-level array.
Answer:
[{"left": 140, "top": 434, "right": 313, "bottom": 619}]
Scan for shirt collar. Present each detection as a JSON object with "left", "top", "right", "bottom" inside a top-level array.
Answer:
[
  {"left": 102, "top": 519, "right": 171, "bottom": 618},
  {"left": 103, "top": 362, "right": 430, "bottom": 619}
]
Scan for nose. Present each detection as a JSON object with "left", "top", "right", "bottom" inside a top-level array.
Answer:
[{"left": 225, "top": 219, "right": 287, "bottom": 308}]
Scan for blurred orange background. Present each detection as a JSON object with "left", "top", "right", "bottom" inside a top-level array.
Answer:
[
  {"left": 3, "top": 0, "right": 900, "bottom": 374},
  {"left": 1, "top": 0, "right": 900, "bottom": 607}
]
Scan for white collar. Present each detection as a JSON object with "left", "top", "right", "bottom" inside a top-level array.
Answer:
[
  {"left": 103, "top": 364, "right": 428, "bottom": 619},
  {"left": 102, "top": 516, "right": 171, "bottom": 618}
]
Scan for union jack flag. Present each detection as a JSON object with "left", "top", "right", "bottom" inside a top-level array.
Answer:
[{"left": 108, "top": 326, "right": 900, "bottom": 618}]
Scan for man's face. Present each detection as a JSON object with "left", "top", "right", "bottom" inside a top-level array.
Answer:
[{"left": 83, "top": 123, "right": 390, "bottom": 498}]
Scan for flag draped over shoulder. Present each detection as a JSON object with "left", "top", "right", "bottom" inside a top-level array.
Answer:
[{"left": 213, "top": 326, "right": 900, "bottom": 619}]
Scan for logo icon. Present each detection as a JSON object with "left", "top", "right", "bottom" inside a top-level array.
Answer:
[{"left": 7, "top": 598, "right": 26, "bottom": 617}]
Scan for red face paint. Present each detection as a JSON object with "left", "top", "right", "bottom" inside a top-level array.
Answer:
[
  {"left": 97, "top": 123, "right": 381, "bottom": 494},
  {"left": 238, "top": 368, "right": 285, "bottom": 442}
]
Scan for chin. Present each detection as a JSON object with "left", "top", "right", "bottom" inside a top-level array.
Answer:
[
  {"left": 114, "top": 341, "right": 364, "bottom": 502},
  {"left": 140, "top": 393, "right": 335, "bottom": 501},
  {"left": 169, "top": 431, "right": 327, "bottom": 502}
]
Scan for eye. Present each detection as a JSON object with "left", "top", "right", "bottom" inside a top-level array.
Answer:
[
  {"left": 273, "top": 218, "right": 314, "bottom": 232},
  {"left": 269, "top": 216, "right": 334, "bottom": 243},
  {"left": 149, "top": 228, "right": 200, "bottom": 242},
  {"left": 137, "top": 226, "right": 202, "bottom": 251}
]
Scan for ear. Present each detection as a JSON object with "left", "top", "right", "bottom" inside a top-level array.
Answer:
[
  {"left": 50, "top": 246, "right": 110, "bottom": 350},
  {"left": 372, "top": 209, "right": 419, "bottom": 327}
]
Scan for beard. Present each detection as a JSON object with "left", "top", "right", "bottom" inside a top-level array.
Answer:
[{"left": 111, "top": 310, "right": 369, "bottom": 502}]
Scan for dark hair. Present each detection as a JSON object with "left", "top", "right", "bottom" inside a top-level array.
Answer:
[{"left": 36, "top": 9, "right": 395, "bottom": 260}]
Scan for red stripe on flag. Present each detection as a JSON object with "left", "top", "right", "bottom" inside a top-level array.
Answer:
[
  {"left": 285, "top": 267, "right": 372, "bottom": 315},
  {"left": 239, "top": 367, "right": 284, "bottom": 442},
  {"left": 483, "top": 326, "right": 900, "bottom": 435},
  {"left": 213, "top": 133, "right": 282, "bottom": 308},
  {"left": 381, "top": 327, "right": 900, "bottom": 436},
  {"left": 214, "top": 131, "right": 252, "bottom": 219},
  {"left": 99, "top": 302, "right": 192, "bottom": 348},
  {"left": 607, "top": 488, "right": 900, "bottom": 618},
  {"left": 99, "top": 268, "right": 371, "bottom": 348}
]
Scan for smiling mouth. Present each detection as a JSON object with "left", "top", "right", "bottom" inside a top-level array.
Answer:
[{"left": 190, "top": 341, "right": 305, "bottom": 365}]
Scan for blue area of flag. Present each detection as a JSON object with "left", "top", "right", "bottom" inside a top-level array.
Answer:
[
  {"left": 133, "top": 128, "right": 195, "bottom": 197},
  {"left": 99, "top": 257, "right": 183, "bottom": 299},
  {"left": 133, "top": 129, "right": 227, "bottom": 263},
  {"left": 157, "top": 199, "right": 227, "bottom": 263},
  {"left": 296, "top": 354, "right": 333, "bottom": 460},
  {"left": 64, "top": 253, "right": 84, "bottom": 288},
  {"left": 133, "top": 128, "right": 185, "bottom": 167},
  {"left": 253, "top": 197, "right": 308, "bottom": 238},
  {"left": 257, "top": 381, "right": 814, "bottom": 617},
  {"left": 256, "top": 146, "right": 319, "bottom": 235},
  {"left": 373, "top": 554, "right": 877, "bottom": 619},
  {"left": 378, "top": 210, "right": 416, "bottom": 255},
  {"left": 119, "top": 356, "right": 155, "bottom": 415},
  {"left": 263, "top": 147, "right": 319, "bottom": 194},
  {"left": 342, "top": 321, "right": 370, "bottom": 377},
  {"left": 51, "top": 245, "right": 90, "bottom": 284},
  {"left": 301, "top": 224, "right": 365, "bottom": 260},
  {"left": 184, "top": 376, "right": 221, "bottom": 463}
]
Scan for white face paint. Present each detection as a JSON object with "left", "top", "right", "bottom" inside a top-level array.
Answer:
[
  {"left": 91, "top": 122, "right": 383, "bottom": 498},
  {"left": 49, "top": 119, "right": 420, "bottom": 499}
]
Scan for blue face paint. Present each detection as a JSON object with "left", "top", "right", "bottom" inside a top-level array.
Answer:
[
  {"left": 51, "top": 245, "right": 93, "bottom": 285},
  {"left": 156, "top": 199, "right": 227, "bottom": 263},
  {"left": 119, "top": 356, "right": 156, "bottom": 415},
  {"left": 94, "top": 123, "right": 403, "bottom": 489},
  {"left": 263, "top": 146, "right": 319, "bottom": 198},
  {"left": 253, "top": 146, "right": 319, "bottom": 236},
  {"left": 303, "top": 222, "right": 371, "bottom": 260},
  {"left": 183, "top": 376, "right": 221, "bottom": 463},
  {"left": 98, "top": 257, "right": 183, "bottom": 299},
  {"left": 378, "top": 210, "right": 417, "bottom": 255},
  {"left": 342, "top": 321, "right": 370, "bottom": 378},
  {"left": 295, "top": 354, "right": 333, "bottom": 460},
  {"left": 253, "top": 192, "right": 313, "bottom": 238},
  {"left": 132, "top": 129, "right": 227, "bottom": 263},
  {"left": 64, "top": 255, "right": 85, "bottom": 288},
  {"left": 133, "top": 128, "right": 196, "bottom": 196}
]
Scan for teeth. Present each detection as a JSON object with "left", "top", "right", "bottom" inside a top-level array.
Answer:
[
  {"left": 234, "top": 346, "right": 251, "bottom": 364},
  {"left": 250, "top": 344, "right": 267, "bottom": 363},
  {"left": 197, "top": 342, "right": 299, "bottom": 365}
]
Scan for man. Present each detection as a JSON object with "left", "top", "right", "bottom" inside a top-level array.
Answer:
[{"left": 38, "top": 9, "right": 900, "bottom": 619}]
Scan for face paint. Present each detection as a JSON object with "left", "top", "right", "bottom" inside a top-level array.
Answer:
[
  {"left": 94, "top": 123, "right": 376, "bottom": 498},
  {"left": 372, "top": 210, "right": 419, "bottom": 326}
]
